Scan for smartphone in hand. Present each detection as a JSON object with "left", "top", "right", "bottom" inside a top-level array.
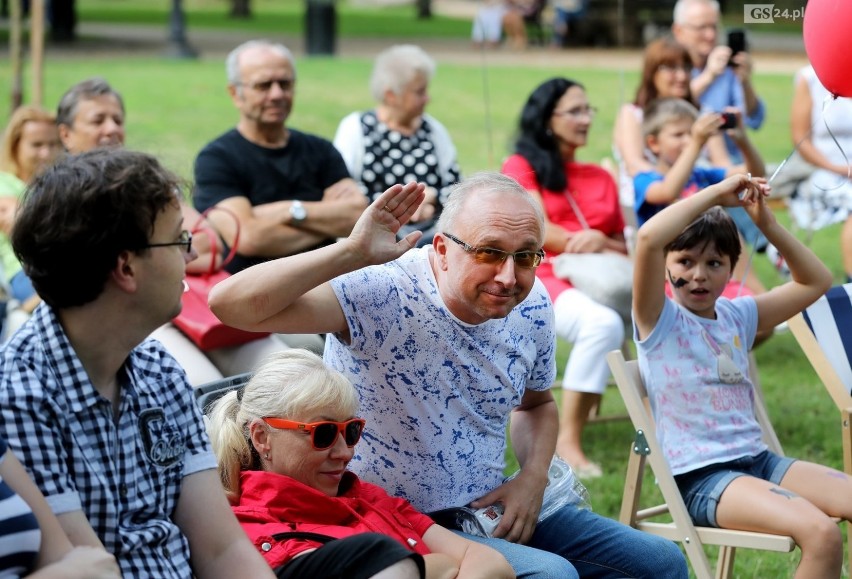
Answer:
[{"left": 727, "top": 29, "right": 747, "bottom": 66}]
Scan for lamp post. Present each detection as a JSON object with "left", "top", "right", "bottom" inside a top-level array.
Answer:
[
  {"left": 305, "top": 0, "right": 336, "bottom": 56},
  {"left": 166, "top": 0, "right": 198, "bottom": 58}
]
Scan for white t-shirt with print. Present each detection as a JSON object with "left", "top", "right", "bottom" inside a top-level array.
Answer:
[
  {"left": 326, "top": 246, "right": 557, "bottom": 513},
  {"left": 636, "top": 296, "right": 766, "bottom": 476}
]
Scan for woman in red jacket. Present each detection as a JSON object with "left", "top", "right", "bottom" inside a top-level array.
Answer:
[{"left": 207, "top": 349, "right": 514, "bottom": 579}]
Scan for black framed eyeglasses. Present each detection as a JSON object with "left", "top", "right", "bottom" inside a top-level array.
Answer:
[
  {"left": 442, "top": 232, "right": 545, "bottom": 269},
  {"left": 238, "top": 78, "right": 294, "bottom": 93},
  {"left": 145, "top": 230, "right": 192, "bottom": 254},
  {"left": 262, "top": 417, "right": 366, "bottom": 450}
]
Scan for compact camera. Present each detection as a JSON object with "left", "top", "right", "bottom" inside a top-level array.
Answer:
[{"left": 720, "top": 112, "right": 737, "bottom": 130}]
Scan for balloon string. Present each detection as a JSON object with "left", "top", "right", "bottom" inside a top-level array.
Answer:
[
  {"left": 811, "top": 94, "right": 851, "bottom": 193},
  {"left": 733, "top": 108, "right": 822, "bottom": 299}
]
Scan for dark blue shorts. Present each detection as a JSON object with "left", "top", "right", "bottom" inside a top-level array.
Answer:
[{"left": 674, "top": 450, "right": 795, "bottom": 527}]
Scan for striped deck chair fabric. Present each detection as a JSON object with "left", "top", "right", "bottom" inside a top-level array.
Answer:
[
  {"left": 792, "top": 283, "right": 852, "bottom": 407},
  {"left": 788, "top": 282, "right": 852, "bottom": 572}
]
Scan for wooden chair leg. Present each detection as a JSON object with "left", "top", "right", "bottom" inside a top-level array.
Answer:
[
  {"left": 619, "top": 441, "right": 645, "bottom": 526},
  {"left": 715, "top": 546, "right": 736, "bottom": 579}
]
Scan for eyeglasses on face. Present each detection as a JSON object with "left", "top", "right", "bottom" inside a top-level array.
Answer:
[
  {"left": 239, "top": 78, "right": 295, "bottom": 93},
  {"left": 262, "top": 417, "right": 366, "bottom": 450},
  {"left": 552, "top": 105, "right": 598, "bottom": 119},
  {"left": 682, "top": 22, "right": 717, "bottom": 32},
  {"left": 145, "top": 230, "right": 192, "bottom": 254},
  {"left": 657, "top": 63, "right": 692, "bottom": 74},
  {"left": 442, "top": 232, "right": 545, "bottom": 269}
]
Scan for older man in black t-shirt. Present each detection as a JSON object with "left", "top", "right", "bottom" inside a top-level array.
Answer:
[{"left": 194, "top": 40, "right": 367, "bottom": 275}]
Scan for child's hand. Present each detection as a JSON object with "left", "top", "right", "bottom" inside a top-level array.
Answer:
[
  {"left": 739, "top": 175, "right": 775, "bottom": 228},
  {"left": 722, "top": 108, "right": 747, "bottom": 142},
  {"left": 737, "top": 175, "right": 771, "bottom": 205},
  {"left": 691, "top": 113, "right": 721, "bottom": 145},
  {"left": 710, "top": 173, "right": 769, "bottom": 207}
]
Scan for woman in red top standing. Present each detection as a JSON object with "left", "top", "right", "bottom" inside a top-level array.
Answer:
[
  {"left": 502, "top": 78, "right": 629, "bottom": 479},
  {"left": 207, "top": 349, "right": 514, "bottom": 579}
]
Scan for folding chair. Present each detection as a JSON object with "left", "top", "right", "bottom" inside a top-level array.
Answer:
[
  {"left": 195, "top": 372, "right": 252, "bottom": 415},
  {"left": 606, "top": 350, "right": 796, "bottom": 579},
  {"left": 788, "top": 282, "right": 852, "bottom": 570}
]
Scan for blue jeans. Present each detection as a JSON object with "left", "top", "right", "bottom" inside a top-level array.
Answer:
[{"left": 454, "top": 504, "right": 688, "bottom": 578}]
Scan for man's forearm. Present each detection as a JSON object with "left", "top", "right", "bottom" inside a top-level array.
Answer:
[
  {"left": 57, "top": 511, "right": 106, "bottom": 549},
  {"left": 297, "top": 197, "right": 368, "bottom": 238},
  {"left": 742, "top": 80, "right": 760, "bottom": 119},
  {"left": 690, "top": 69, "right": 716, "bottom": 101},
  {"left": 252, "top": 197, "right": 367, "bottom": 239},
  {"left": 238, "top": 217, "right": 328, "bottom": 258},
  {"left": 510, "top": 400, "right": 558, "bottom": 475}
]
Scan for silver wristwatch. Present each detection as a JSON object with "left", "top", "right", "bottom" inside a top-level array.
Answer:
[{"left": 289, "top": 200, "right": 307, "bottom": 223}]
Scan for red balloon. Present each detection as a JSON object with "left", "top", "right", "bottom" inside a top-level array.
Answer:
[{"left": 804, "top": 0, "right": 852, "bottom": 97}]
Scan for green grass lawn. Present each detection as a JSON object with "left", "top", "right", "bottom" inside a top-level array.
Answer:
[
  {"left": 5, "top": 18, "right": 847, "bottom": 576},
  {"left": 75, "top": 0, "right": 472, "bottom": 38}
]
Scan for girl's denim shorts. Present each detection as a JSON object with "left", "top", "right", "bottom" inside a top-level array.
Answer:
[{"left": 674, "top": 450, "right": 795, "bottom": 527}]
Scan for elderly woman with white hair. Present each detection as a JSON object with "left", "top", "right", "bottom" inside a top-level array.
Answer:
[
  {"left": 207, "top": 349, "right": 514, "bottom": 579},
  {"left": 333, "top": 44, "right": 461, "bottom": 246}
]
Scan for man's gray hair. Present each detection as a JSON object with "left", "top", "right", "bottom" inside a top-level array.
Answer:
[
  {"left": 369, "top": 44, "right": 436, "bottom": 103},
  {"left": 436, "top": 172, "right": 545, "bottom": 236},
  {"left": 56, "top": 77, "right": 124, "bottom": 128},
  {"left": 673, "top": 0, "right": 720, "bottom": 24},
  {"left": 225, "top": 39, "right": 296, "bottom": 87}
]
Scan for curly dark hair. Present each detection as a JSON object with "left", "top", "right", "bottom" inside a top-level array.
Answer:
[
  {"left": 513, "top": 77, "right": 583, "bottom": 192},
  {"left": 664, "top": 206, "right": 741, "bottom": 270},
  {"left": 12, "top": 148, "right": 182, "bottom": 309}
]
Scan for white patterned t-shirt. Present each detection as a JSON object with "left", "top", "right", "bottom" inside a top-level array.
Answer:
[
  {"left": 636, "top": 297, "right": 765, "bottom": 475},
  {"left": 326, "top": 247, "right": 556, "bottom": 513}
]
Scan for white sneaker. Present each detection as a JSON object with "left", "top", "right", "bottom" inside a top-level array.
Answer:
[{"left": 765, "top": 244, "right": 791, "bottom": 279}]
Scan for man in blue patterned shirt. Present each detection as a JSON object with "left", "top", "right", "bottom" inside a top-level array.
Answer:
[
  {"left": 0, "top": 149, "right": 274, "bottom": 578},
  {"left": 210, "top": 173, "right": 689, "bottom": 578}
]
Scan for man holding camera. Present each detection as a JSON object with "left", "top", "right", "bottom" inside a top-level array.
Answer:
[{"left": 672, "top": 0, "right": 765, "bottom": 162}]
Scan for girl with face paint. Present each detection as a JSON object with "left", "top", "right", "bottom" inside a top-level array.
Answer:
[{"left": 632, "top": 173, "right": 852, "bottom": 579}]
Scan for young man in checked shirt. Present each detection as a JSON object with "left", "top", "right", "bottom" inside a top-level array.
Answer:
[{"left": 0, "top": 149, "right": 274, "bottom": 578}]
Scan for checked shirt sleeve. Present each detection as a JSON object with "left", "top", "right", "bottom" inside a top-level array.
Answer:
[{"left": 0, "top": 361, "right": 82, "bottom": 515}]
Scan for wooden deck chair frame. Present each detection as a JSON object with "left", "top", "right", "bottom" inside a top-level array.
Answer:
[
  {"left": 787, "top": 282, "right": 852, "bottom": 571},
  {"left": 606, "top": 350, "right": 795, "bottom": 579}
]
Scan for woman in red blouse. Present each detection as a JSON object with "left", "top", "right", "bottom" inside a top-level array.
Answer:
[{"left": 503, "top": 77, "right": 629, "bottom": 479}]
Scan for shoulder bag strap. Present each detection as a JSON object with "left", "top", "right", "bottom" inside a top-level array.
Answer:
[
  {"left": 564, "top": 190, "right": 590, "bottom": 231},
  {"left": 190, "top": 205, "right": 241, "bottom": 272}
]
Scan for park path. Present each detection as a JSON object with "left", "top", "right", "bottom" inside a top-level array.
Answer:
[{"left": 5, "top": 1, "right": 808, "bottom": 75}]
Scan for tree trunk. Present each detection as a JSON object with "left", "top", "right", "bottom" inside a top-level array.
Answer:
[
  {"left": 230, "top": 0, "right": 251, "bottom": 18},
  {"left": 416, "top": 0, "right": 431, "bottom": 19}
]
